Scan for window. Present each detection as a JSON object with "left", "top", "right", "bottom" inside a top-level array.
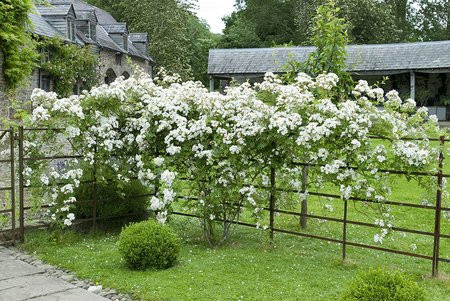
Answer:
[
  {"left": 90, "top": 23, "right": 96, "bottom": 40},
  {"left": 67, "top": 19, "right": 76, "bottom": 41},
  {"left": 40, "top": 74, "right": 51, "bottom": 92},
  {"left": 71, "top": 21, "right": 76, "bottom": 41},
  {"left": 73, "top": 84, "right": 80, "bottom": 95},
  {"left": 115, "top": 53, "right": 122, "bottom": 66}
]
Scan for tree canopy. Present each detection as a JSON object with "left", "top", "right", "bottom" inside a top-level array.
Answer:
[{"left": 221, "top": 0, "right": 450, "bottom": 48}]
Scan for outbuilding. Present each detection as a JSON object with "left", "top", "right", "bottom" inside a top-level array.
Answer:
[{"left": 208, "top": 41, "right": 450, "bottom": 120}]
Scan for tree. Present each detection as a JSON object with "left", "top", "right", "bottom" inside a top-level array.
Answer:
[
  {"left": 295, "top": 0, "right": 404, "bottom": 44},
  {"left": 294, "top": 0, "right": 323, "bottom": 45},
  {"left": 185, "top": 14, "right": 220, "bottom": 84},
  {"left": 337, "top": 0, "right": 400, "bottom": 43},
  {"left": 0, "top": 0, "right": 38, "bottom": 91},
  {"left": 284, "top": 1, "right": 354, "bottom": 97},
  {"left": 385, "top": 0, "right": 413, "bottom": 40},
  {"left": 414, "top": 0, "right": 450, "bottom": 41},
  {"left": 221, "top": 11, "right": 262, "bottom": 48},
  {"left": 221, "top": 0, "right": 303, "bottom": 48}
]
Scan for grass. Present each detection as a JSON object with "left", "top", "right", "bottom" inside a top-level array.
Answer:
[
  {"left": 19, "top": 137, "right": 450, "bottom": 300},
  {"left": 22, "top": 211, "right": 450, "bottom": 301}
]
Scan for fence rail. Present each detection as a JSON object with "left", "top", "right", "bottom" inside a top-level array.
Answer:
[{"left": 0, "top": 126, "right": 448, "bottom": 276}]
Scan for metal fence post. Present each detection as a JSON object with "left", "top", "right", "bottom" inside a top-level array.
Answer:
[
  {"left": 342, "top": 199, "right": 348, "bottom": 260},
  {"left": 269, "top": 167, "right": 276, "bottom": 243},
  {"left": 432, "top": 135, "right": 444, "bottom": 277},
  {"left": 10, "top": 127, "right": 16, "bottom": 244},
  {"left": 92, "top": 155, "right": 98, "bottom": 232},
  {"left": 18, "top": 126, "right": 25, "bottom": 242},
  {"left": 300, "top": 166, "right": 308, "bottom": 229}
]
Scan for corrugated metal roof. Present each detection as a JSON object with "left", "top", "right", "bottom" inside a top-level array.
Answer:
[
  {"left": 28, "top": 13, "right": 65, "bottom": 38},
  {"left": 208, "top": 41, "right": 450, "bottom": 76},
  {"left": 129, "top": 33, "right": 147, "bottom": 43},
  {"left": 36, "top": 4, "right": 72, "bottom": 16},
  {"left": 102, "top": 23, "right": 127, "bottom": 34}
]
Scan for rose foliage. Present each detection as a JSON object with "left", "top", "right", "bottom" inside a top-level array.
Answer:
[{"left": 24, "top": 68, "right": 444, "bottom": 246}]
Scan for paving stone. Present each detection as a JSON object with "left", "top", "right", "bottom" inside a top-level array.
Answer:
[
  {"left": 31, "top": 287, "right": 112, "bottom": 301},
  {"left": 0, "top": 247, "right": 15, "bottom": 255},
  {"left": 0, "top": 258, "right": 43, "bottom": 280},
  {"left": 0, "top": 274, "right": 74, "bottom": 300},
  {"left": 0, "top": 251, "right": 14, "bottom": 262},
  {"left": 0, "top": 247, "right": 132, "bottom": 301}
]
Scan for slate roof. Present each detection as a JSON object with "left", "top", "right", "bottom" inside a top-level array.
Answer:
[
  {"left": 129, "top": 33, "right": 148, "bottom": 43},
  {"left": 28, "top": 13, "right": 65, "bottom": 38},
  {"left": 128, "top": 41, "right": 154, "bottom": 62},
  {"left": 76, "top": 31, "right": 96, "bottom": 44},
  {"left": 75, "top": 9, "right": 96, "bottom": 20},
  {"left": 208, "top": 41, "right": 450, "bottom": 76},
  {"left": 102, "top": 23, "right": 128, "bottom": 34},
  {"left": 35, "top": 4, "right": 72, "bottom": 16},
  {"left": 29, "top": 0, "right": 153, "bottom": 63},
  {"left": 89, "top": 5, "right": 116, "bottom": 24},
  {"left": 96, "top": 24, "right": 127, "bottom": 53},
  {"left": 48, "top": 0, "right": 118, "bottom": 24}
]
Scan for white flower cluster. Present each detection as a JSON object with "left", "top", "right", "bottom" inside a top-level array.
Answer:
[
  {"left": 25, "top": 70, "right": 440, "bottom": 240},
  {"left": 393, "top": 141, "right": 431, "bottom": 167}
]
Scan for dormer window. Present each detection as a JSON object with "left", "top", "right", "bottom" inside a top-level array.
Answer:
[
  {"left": 88, "top": 21, "right": 92, "bottom": 39},
  {"left": 123, "top": 34, "right": 128, "bottom": 51},
  {"left": 90, "top": 22, "right": 96, "bottom": 40},
  {"left": 67, "top": 19, "right": 75, "bottom": 41}
]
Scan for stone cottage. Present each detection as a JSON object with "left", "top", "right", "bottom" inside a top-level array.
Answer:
[
  {"left": 208, "top": 41, "right": 450, "bottom": 120},
  {"left": 0, "top": 0, "right": 155, "bottom": 118}
]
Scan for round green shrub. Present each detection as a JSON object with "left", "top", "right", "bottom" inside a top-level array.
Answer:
[
  {"left": 118, "top": 219, "right": 180, "bottom": 270},
  {"left": 340, "top": 268, "right": 427, "bottom": 301}
]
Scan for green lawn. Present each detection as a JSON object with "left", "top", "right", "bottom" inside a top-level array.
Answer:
[
  {"left": 22, "top": 211, "right": 450, "bottom": 301},
  {"left": 19, "top": 137, "right": 450, "bottom": 300}
]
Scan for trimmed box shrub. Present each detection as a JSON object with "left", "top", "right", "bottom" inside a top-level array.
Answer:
[
  {"left": 118, "top": 219, "right": 180, "bottom": 270},
  {"left": 340, "top": 268, "right": 427, "bottom": 301}
]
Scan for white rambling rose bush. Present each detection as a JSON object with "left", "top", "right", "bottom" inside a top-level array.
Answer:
[{"left": 24, "top": 68, "right": 442, "bottom": 245}]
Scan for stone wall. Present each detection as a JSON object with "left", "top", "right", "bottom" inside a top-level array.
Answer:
[
  {"left": 0, "top": 46, "right": 152, "bottom": 121},
  {"left": 98, "top": 49, "right": 150, "bottom": 83},
  {"left": 0, "top": 49, "right": 41, "bottom": 121}
]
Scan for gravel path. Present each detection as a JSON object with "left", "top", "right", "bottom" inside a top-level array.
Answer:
[{"left": 0, "top": 246, "right": 136, "bottom": 301}]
